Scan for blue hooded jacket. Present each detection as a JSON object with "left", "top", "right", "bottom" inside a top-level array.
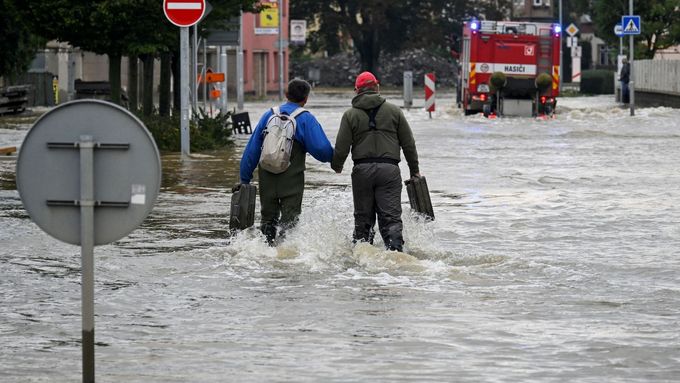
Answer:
[{"left": 239, "top": 101, "right": 333, "bottom": 183}]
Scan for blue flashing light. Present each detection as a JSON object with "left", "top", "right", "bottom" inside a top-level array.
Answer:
[
  {"left": 553, "top": 24, "right": 562, "bottom": 34},
  {"left": 470, "top": 20, "right": 479, "bottom": 31}
]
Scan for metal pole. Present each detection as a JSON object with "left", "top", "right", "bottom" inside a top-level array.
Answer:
[
  {"left": 558, "top": 0, "right": 563, "bottom": 94},
  {"left": 629, "top": 0, "right": 635, "bottom": 116},
  {"left": 220, "top": 47, "right": 228, "bottom": 112},
  {"left": 67, "top": 52, "right": 76, "bottom": 101},
  {"left": 79, "top": 135, "right": 95, "bottom": 383},
  {"left": 181, "top": 28, "right": 191, "bottom": 155},
  {"left": 403, "top": 71, "right": 413, "bottom": 110},
  {"left": 278, "top": 0, "right": 284, "bottom": 101},
  {"left": 192, "top": 25, "right": 198, "bottom": 112},
  {"left": 203, "top": 38, "right": 208, "bottom": 111},
  {"left": 237, "top": 12, "right": 244, "bottom": 111}
]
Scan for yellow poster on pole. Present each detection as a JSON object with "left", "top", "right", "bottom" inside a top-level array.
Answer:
[
  {"left": 52, "top": 77, "right": 59, "bottom": 104},
  {"left": 260, "top": 3, "right": 279, "bottom": 28}
]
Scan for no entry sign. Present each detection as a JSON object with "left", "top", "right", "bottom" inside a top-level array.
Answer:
[{"left": 164, "top": 0, "right": 206, "bottom": 27}]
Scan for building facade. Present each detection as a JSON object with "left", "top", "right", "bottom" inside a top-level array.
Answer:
[{"left": 13, "top": 0, "right": 290, "bottom": 107}]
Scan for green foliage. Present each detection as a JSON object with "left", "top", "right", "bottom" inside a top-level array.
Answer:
[
  {"left": 490, "top": 72, "right": 507, "bottom": 91},
  {"left": 0, "top": 0, "right": 45, "bottom": 78},
  {"left": 190, "top": 108, "right": 234, "bottom": 151},
  {"left": 290, "top": 0, "right": 511, "bottom": 77},
  {"left": 137, "top": 113, "right": 181, "bottom": 153},
  {"left": 137, "top": 109, "right": 233, "bottom": 153},
  {"left": 580, "top": 70, "right": 615, "bottom": 95},
  {"left": 535, "top": 73, "right": 553, "bottom": 92},
  {"left": 593, "top": 0, "right": 680, "bottom": 59}
]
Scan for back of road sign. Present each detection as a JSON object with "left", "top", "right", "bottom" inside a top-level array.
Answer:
[{"left": 16, "top": 100, "right": 161, "bottom": 246}]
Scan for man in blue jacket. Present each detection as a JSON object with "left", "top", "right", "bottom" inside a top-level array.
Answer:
[{"left": 238, "top": 79, "right": 334, "bottom": 245}]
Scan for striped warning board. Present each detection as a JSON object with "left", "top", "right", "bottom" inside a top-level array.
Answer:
[
  {"left": 552, "top": 66, "right": 560, "bottom": 91},
  {"left": 470, "top": 63, "right": 476, "bottom": 87},
  {"left": 424, "top": 72, "right": 435, "bottom": 112}
]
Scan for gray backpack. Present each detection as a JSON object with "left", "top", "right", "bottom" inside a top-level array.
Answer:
[{"left": 259, "top": 106, "right": 306, "bottom": 174}]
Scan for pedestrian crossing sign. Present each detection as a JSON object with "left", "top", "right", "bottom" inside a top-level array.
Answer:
[{"left": 622, "top": 15, "right": 641, "bottom": 35}]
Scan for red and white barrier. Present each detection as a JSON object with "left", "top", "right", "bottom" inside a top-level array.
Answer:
[{"left": 424, "top": 73, "right": 435, "bottom": 116}]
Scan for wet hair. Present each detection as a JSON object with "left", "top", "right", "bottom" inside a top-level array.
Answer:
[{"left": 286, "top": 79, "right": 311, "bottom": 103}]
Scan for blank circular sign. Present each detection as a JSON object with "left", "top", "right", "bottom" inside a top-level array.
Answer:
[{"left": 16, "top": 100, "right": 161, "bottom": 246}]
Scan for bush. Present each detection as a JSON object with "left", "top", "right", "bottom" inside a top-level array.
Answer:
[
  {"left": 137, "top": 109, "right": 233, "bottom": 152},
  {"left": 535, "top": 73, "right": 552, "bottom": 92},
  {"left": 191, "top": 108, "right": 234, "bottom": 151},
  {"left": 490, "top": 72, "right": 507, "bottom": 91},
  {"left": 580, "top": 70, "right": 615, "bottom": 94}
]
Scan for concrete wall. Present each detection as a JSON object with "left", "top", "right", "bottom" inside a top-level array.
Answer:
[{"left": 633, "top": 59, "right": 680, "bottom": 108}]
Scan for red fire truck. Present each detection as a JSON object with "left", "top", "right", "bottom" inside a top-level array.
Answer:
[{"left": 458, "top": 19, "right": 561, "bottom": 117}]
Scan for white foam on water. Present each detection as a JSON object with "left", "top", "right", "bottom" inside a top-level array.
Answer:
[{"left": 210, "top": 188, "right": 494, "bottom": 277}]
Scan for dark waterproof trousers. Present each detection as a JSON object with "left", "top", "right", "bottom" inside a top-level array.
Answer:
[
  {"left": 621, "top": 81, "right": 630, "bottom": 103},
  {"left": 258, "top": 170, "right": 304, "bottom": 245},
  {"left": 351, "top": 163, "right": 404, "bottom": 252}
]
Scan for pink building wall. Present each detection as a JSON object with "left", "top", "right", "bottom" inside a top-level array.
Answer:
[{"left": 242, "top": 0, "right": 289, "bottom": 94}]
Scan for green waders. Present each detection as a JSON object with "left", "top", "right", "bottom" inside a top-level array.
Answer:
[
  {"left": 258, "top": 140, "right": 306, "bottom": 245},
  {"left": 351, "top": 162, "right": 404, "bottom": 252}
]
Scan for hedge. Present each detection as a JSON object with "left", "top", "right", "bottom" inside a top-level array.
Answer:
[{"left": 580, "top": 70, "right": 615, "bottom": 95}]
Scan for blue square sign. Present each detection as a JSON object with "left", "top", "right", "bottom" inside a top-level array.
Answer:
[{"left": 622, "top": 15, "right": 641, "bottom": 35}]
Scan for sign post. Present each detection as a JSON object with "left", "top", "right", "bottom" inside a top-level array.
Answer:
[
  {"left": 164, "top": 0, "right": 206, "bottom": 156},
  {"left": 566, "top": 23, "right": 581, "bottom": 84},
  {"left": 424, "top": 73, "right": 435, "bottom": 118},
  {"left": 16, "top": 100, "right": 161, "bottom": 383},
  {"left": 278, "top": 0, "right": 284, "bottom": 101},
  {"left": 403, "top": 71, "right": 413, "bottom": 110},
  {"left": 614, "top": 23, "right": 625, "bottom": 102},
  {"left": 622, "top": 12, "right": 641, "bottom": 116}
]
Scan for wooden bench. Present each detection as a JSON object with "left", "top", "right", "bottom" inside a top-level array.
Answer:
[{"left": 0, "top": 146, "right": 17, "bottom": 155}]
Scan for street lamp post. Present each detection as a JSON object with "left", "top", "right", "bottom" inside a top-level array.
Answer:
[
  {"left": 559, "top": 0, "right": 563, "bottom": 94},
  {"left": 629, "top": 0, "right": 635, "bottom": 116},
  {"left": 278, "top": 0, "right": 284, "bottom": 101}
]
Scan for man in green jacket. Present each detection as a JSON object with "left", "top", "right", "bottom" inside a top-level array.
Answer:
[{"left": 331, "top": 71, "right": 420, "bottom": 252}]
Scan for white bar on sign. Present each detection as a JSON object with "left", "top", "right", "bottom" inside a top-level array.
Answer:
[{"left": 168, "top": 3, "right": 202, "bottom": 10}]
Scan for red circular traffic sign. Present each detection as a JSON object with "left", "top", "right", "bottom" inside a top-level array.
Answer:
[{"left": 164, "top": 0, "right": 205, "bottom": 27}]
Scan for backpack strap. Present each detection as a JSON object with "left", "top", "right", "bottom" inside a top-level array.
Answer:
[
  {"left": 289, "top": 107, "right": 307, "bottom": 119},
  {"left": 272, "top": 106, "right": 280, "bottom": 115},
  {"left": 361, "top": 100, "right": 385, "bottom": 130}
]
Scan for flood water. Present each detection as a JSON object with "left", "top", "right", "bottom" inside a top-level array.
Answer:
[{"left": 1, "top": 92, "right": 679, "bottom": 382}]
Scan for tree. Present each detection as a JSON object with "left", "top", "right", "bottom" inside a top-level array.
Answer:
[
  {"left": 17, "top": 0, "right": 258, "bottom": 105},
  {"left": 593, "top": 0, "right": 680, "bottom": 58},
  {"left": 291, "top": 0, "right": 516, "bottom": 77},
  {"left": 0, "top": 0, "right": 45, "bottom": 79}
]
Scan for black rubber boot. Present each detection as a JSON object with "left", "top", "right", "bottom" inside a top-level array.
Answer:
[{"left": 261, "top": 222, "right": 277, "bottom": 246}]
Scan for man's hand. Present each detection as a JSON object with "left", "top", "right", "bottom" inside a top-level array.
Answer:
[
  {"left": 331, "top": 164, "right": 342, "bottom": 174},
  {"left": 231, "top": 183, "right": 243, "bottom": 193},
  {"left": 412, "top": 173, "right": 422, "bottom": 178}
]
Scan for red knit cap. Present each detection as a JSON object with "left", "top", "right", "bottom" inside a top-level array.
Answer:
[{"left": 355, "top": 71, "right": 379, "bottom": 90}]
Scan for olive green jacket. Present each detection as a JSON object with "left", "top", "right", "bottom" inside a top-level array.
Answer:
[{"left": 331, "top": 91, "right": 419, "bottom": 176}]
